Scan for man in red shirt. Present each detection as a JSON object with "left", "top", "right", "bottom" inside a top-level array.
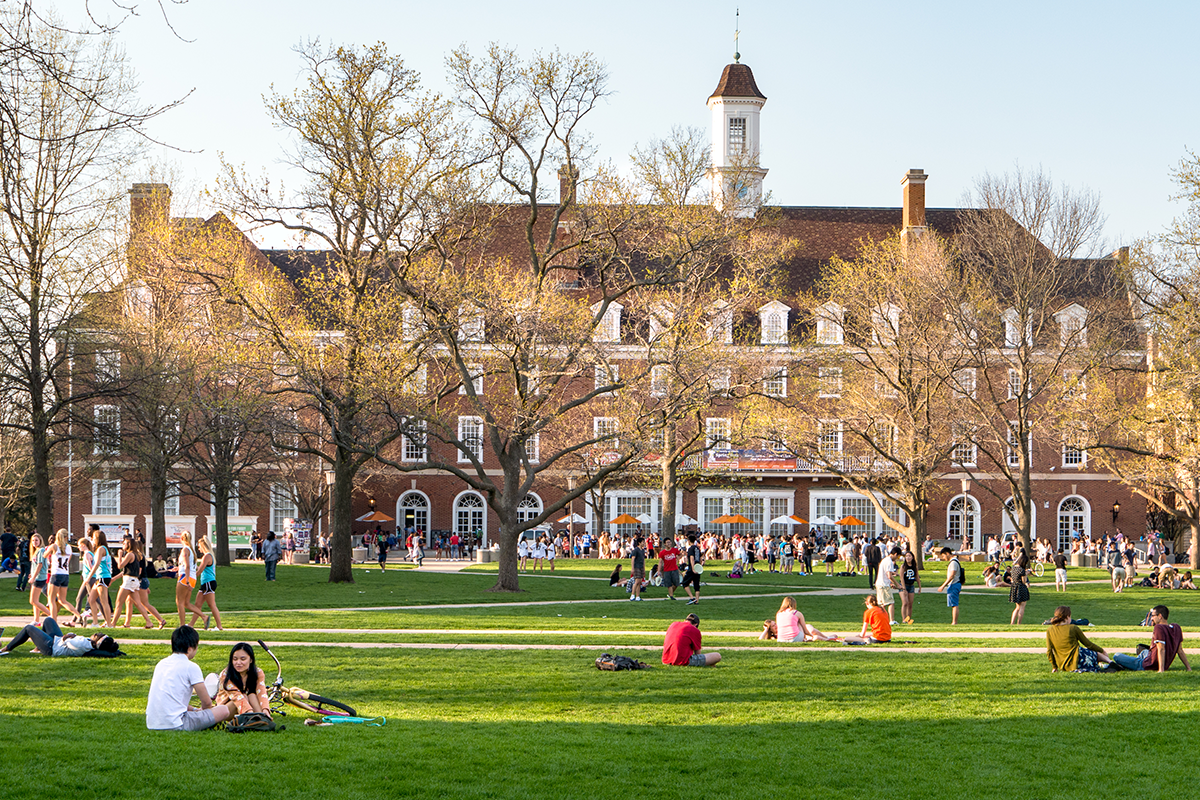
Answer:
[
  {"left": 661, "top": 613, "right": 721, "bottom": 666},
  {"left": 1112, "top": 605, "right": 1192, "bottom": 672},
  {"left": 658, "top": 537, "right": 682, "bottom": 601},
  {"left": 844, "top": 595, "right": 893, "bottom": 645}
]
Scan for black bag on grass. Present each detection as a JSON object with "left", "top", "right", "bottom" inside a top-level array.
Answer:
[
  {"left": 227, "top": 712, "right": 281, "bottom": 733},
  {"left": 595, "top": 653, "right": 650, "bottom": 671}
]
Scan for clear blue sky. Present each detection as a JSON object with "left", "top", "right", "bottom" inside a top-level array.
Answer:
[{"left": 90, "top": 0, "right": 1200, "bottom": 248}]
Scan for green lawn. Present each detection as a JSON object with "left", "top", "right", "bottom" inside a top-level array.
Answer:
[{"left": 0, "top": 645, "right": 1195, "bottom": 800}]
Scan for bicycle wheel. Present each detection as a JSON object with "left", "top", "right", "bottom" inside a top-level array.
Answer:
[
  {"left": 287, "top": 690, "right": 357, "bottom": 717},
  {"left": 1032, "top": 562, "right": 1045, "bottom": 578}
]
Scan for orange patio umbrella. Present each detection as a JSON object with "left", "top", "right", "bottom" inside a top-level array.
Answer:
[
  {"left": 835, "top": 515, "right": 866, "bottom": 526},
  {"left": 356, "top": 510, "right": 395, "bottom": 522},
  {"left": 789, "top": 514, "right": 808, "bottom": 524},
  {"left": 609, "top": 513, "right": 643, "bottom": 525},
  {"left": 713, "top": 513, "right": 754, "bottom": 525}
]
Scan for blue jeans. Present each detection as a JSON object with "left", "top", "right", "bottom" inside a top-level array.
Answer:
[
  {"left": 265, "top": 559, "right": 278, "bottom": 581},
  {"left": 1112, "top": 652, "right": 1146, "bottom": 671},
  {"left": 3, "top": 618, "right": 62, "bottom": 654}
]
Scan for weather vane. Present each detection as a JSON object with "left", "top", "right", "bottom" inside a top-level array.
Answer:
[{"left": 734, "top": 8, "right": 740, "bottom": 63}]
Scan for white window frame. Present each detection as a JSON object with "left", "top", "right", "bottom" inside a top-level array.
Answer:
[
  {"left": 818, "top": 366, "right": 842, "bottom": 398},
  {"left": 526, "top": 433, "right": 540, "bottom": 464},
  {"left": 595, "top": 362, "right": 618, "bottom": 396},
  {"left": 93, "top": 404, "right": 120, "bottom": 456},
  {"left": 1063, "top": 424, "right": 1087, "bottom": 468},
  {"left": 815, "top": 301, "right": 844, "bottom": 345},
  {"left": 1002, "top": 308, "right": 1033, "bottom": 349},
  {"left": 593, "top": 416, "right": 619, "bottom": 449},
  {"left": 705, "top": 417, "right": 731, "bottom": 452},
  {"left": 1055, "top": 304, "right": 1088, "bottom": 347},
  {"left": 92, "top": 479, "right": 120, "bottom": 515},
  {"left": 650, "top": 365, "right": 669, "bottom": 398},
  {"left": 270, "top": 483, "right": 298, "bottom": 534},
  {"left": 952, "top": 426, "right": 977, "bottom": 467},
  {"left": 1006, "top": 421, "right": 1031, "bottom": 468},
  {"left": 96, "top": 349, "right": 120, "bottom": 382},
  {"left": 458, "top": 307, "right": 485, "bottom": 342},
  {"left": 954, "top": 368, "right": 977, "bottom": 399},
  {"left": 458, "top": 416, "right": 484, "bottom": 463},
  {"left": 209, "top": 482, "right": 239, "bottom": 517},
  {"left": 403, "top": 363, "right": 428, "bottom": 395},
  {"left": 708, "top": 301, "right": 733, "bottom": 344},
  {"left": 163, "top": 482, "right": 180, "bottom": 517},
  {"left": 402, "top": 418, "right": 427, "bottom": 462},
  {"left": 818, "top": 419, "right": 843, "bottom": 455},
  {"left": 871, "top": 303, "right": 900, "bottom": 347},
  {"left": 758, "top": 301, "right": 790, "bottom": 345},
  {"left": 728, "top": 117, "right": 746, "bottom": 153},
  {"left": 401, "top": 306, "right": 423, "bottom": 341},
  {"left": 591, "top": 301, "right": 623, "bottom": 343},
  {"left": 1063, "top": 369, "right": 1087, "bottom": 400},
  {"left": 763, "top": 365, "right": 788, "bottom": 398}
]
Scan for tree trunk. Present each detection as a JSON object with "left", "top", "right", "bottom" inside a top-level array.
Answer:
[
  {"left": 327, "top": 452, "right": 355, "bottom": 583},
  {"left": 909, "top": 512, "right": 925, "bottom": 570},
  {"left": 148, "top": 476, "right": 167, "bottom": 559},
  {"left": 32, "top": 425, "right": 53, "bottom": 540},
  {"left": 660, "top": 452, "right": 679, "bottom": 540},
  {"left": 491, "top": 514, "right": 522, "bottom": 592},
  {"left": 1191, "top": 520, "right": 1199, "bottom": 571},
  {"left": 214, "top": 485, "right": 231, "bottom": 567}
]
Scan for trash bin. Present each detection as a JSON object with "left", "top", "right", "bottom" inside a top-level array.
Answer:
[
  {"left": 352, "top": 547, "right": 367, "bottom": 563},
  {"left": 1071, "top": 552, "right": 1083, "bottom": 567},
  {"left": 476, "top": 549, "right": 491, "bottom": 563},
  {"left": 293, "top": 552, "right": 310, "bottom": 564}
]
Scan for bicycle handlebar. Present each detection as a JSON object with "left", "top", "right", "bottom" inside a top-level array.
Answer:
[{"left": 257, "top": 639, "right": 283, "bottom": 685}]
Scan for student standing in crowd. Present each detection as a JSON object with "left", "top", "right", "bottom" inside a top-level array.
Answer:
[
  {"left": 191, "top": 536, "right": 222, "bottom": 631},
  {"left": 262, "top": 531, "right": 283, "bottom": 580},
  {"left": 27, "top": 533, "right": 51, "bottom": 623},
  {"left": 44, "top": 530, "right": 80, "bottom": 625},
  {"left": 174, "top": 531, "right": 207, "bottom": 626},
  {"left": 1010, "top": 548, "right": 1031, "bottom": 625}
]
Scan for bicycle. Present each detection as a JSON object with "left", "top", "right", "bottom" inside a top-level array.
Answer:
[{"left": 257, "top": 640, "right": 357, "bottom": 718}]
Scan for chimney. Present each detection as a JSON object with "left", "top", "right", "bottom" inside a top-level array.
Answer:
[
  {"left": 130, "top": 183, "right": 172, "bottom": 235},
  {"left": 900, "top": 169, "right": 927, "bottom": 246},
  {"left": 558, "top": 164, "right": 578, "bottom": 206}
]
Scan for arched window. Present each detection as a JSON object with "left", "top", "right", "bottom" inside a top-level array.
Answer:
[
  {"left": 454, "top": 492, "right": 487, "bottom": 544},
  {"left": 517, "top": 494, "right": 542, "bottom": 526},
  {"left": 1057, "top": 496, "right": 1089, "bottom": 551},
  {"left": 397, "top": 492, "right": 430, "bottom": 543},
  {"left": 1002, "top": 497, "right": 1036, "bottom": 542},
  {"left": 948, "top": 495, "right": 980, "bottom": 551}
]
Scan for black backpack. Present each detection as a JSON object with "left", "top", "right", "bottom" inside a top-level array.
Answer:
[
  {"left": 595, "top": 653, "right": 649, "bottom": 671},
  {"left": 952, "top": 558, "right": 966, "bottom": 585}
]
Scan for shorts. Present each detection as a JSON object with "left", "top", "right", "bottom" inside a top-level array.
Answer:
[
  {"left": 1055, "top": 568, "right": 1068, "bottom": 582},
  {"left": 876, "top": 586, "right": 895, "bottom": 606},
  {"left": 199, "top": 580, "right": 217, "bottom": 595},
  {"left": 662, "top": 570, "right": 681, "bottom": 588},
  {"left": 684, "top": 570, "right": 701, "bottom": 590},
  {"left": 1112, "top": 567, "right": 1126, "bottom": 580},
  {"left": 99, "top": 576, "right": 113, "bottom": 587},
  {"left": 687, "top": 653, "right": 708, "bottom": 667},
  {"left": 946, "top": 582, "right": 961, "bottom": 607},
  {"left": 178, "top": 576, "right": 196, "bottom": 589},
  {"left": 34, "top": 578, "right": 47, "bottom": 589},
  {"left": 121, "top": 575, "right": 141, "bottom": 592},
  {"left": 50, "top": 574, "right": 69, "bottom": 588},
  {"left": 140, "top": 578, "right": 150, "bottom": 591},
  {"left": 903, "top": 583, "right": 916, "bottom": 594},
  {"left": 866, "top": 636, "right": 891, "bottom": 644},
  {"left": 583, "top": 547, "right": 591, "bottom": 556},
  {"left": 631, "top": 567, "right": 645, "bottom": 581},
  {"left": 783, "top": 557, "right": 794, "bottom": 568},
  {"left": 824, "top": 555, "right": 837, "bottom": 563},
  {"left": 179, "top": 707, "right": 219, "bottom": 731},
  {"left": 377, "top": 551, "right": 388, "bottom": 563}
]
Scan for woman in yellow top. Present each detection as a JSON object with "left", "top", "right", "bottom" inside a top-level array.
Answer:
[{"left": 1046, "top": 606, "right": 1112, "bottom": 672}]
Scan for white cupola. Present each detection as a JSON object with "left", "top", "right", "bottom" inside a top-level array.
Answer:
[{"left": 706, "top": 61, "right": 768, "bottom": 217}]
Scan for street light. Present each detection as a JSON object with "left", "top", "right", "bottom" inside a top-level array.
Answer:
[
  {"left": 369, "top": 496, "right": 376, "bottom": 512},
  {"left": 1111, "top": 501, "right": 1120, "bottom": 523}
]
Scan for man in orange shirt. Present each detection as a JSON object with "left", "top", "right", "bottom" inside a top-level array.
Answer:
[{"left": 844, "top": 595, "right": 892, "bottom": 645}]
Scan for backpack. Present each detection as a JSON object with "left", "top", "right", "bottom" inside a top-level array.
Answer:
[
  {"left": 952, "top": 558, "right": 966, "bottom": 585},
  {"left": 594, "top": 653, "right": 650, "bottom": 671},
  {"left": 226, "top": 712, "right": 281, "bottom": 733}
]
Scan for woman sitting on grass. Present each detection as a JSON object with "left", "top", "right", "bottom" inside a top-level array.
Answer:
[
  {"left": 982, "top": 564, "right": 1004, "bottom": 588},
  {"left": 759, "top": 596, "right": 839, "bottom": 642},
  {"left": 1046, "top": 605, "right": 1111, "bottom": 672},
  {"left": 1181, "top": 571, "right": 1197, "bottom": 590},
  {"left": 215, "top": 642, "right": 270, "bottom": 716}
]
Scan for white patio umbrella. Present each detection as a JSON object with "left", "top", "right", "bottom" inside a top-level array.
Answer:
[
  {"left": 635, "top": 513, "right": 654, "bottom": 524},
  {"left": 675, "top": 514, "right": 698, "bottom": 526},
  {"left": 769, "top": 515, "right": 802, "bottom": 526},
  {"left": 810, "top": 515, "right": 838, "bottom": 527},
  {"left": 556, "top": 513, "right": 589, "bottom": 524}
]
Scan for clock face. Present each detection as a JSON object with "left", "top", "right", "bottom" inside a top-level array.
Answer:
[{"left": 736, "top": 180, "right": 750, "bottom": 200}]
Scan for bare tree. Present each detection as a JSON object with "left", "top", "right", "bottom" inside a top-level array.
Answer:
[{"left": 0, "top": 12, "right": 170, "bottom": 538}]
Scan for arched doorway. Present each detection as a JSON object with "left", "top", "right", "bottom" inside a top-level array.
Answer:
[
  {"left": 948, "top": 494, "right": 981, "bottom": 551},
  {"left": 454, "top": 491, "right": 487, "bottom": 547},
  {"left": 1057, "top": 496, "right": 1090, "bottom": 551},
  {"left": 397, "top": 491, "right": 430, "bottom": 544}
]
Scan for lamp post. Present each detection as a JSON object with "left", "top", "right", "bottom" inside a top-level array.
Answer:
[
  {"left": 961, "top": 477, "right": 973, "bottom": 550},
  {"left": 1111, "top": 501, "right": 1120, "bottom": 523}
]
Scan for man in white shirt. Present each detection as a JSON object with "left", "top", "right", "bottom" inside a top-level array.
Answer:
[
  {"left": 987, "top": 535, "right": 1001, "bottom": 564},
  {"left": 875, "top": 547, "right": 901, "bottom": 623},
  {"left": 146, "top": 625, "right": 236, "bottom": 731}
]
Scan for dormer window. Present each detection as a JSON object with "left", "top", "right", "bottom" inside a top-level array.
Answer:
[
  {"left": 1002, "top": 308, "right": 1032, "bottom": 349},
  {"left": 649, "top": 302, "right": 674, "bottom": 343},
  {"left": 591, "top": 301, "right": 623, "bottom": 343},
  {"left": 871, "top": 303, "right": 900, "bottom": 347},
  {"left": 402, "top": 306, "right": 423, "bottom": 342},
  {"left": 708, "top": 300, "right": 733, "bottom": 344},
  {"left": 758, "top": 300, "right": 790, "bottom": 345},
  {"left": 728, "top": 118, "right": 746, "bottom": 154},
  {"left": 815, "top": 301, "right": 844, "bottom": 345},
  {"left": 1055, "top": 303, "right": 1087, "bottom": 347}
]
